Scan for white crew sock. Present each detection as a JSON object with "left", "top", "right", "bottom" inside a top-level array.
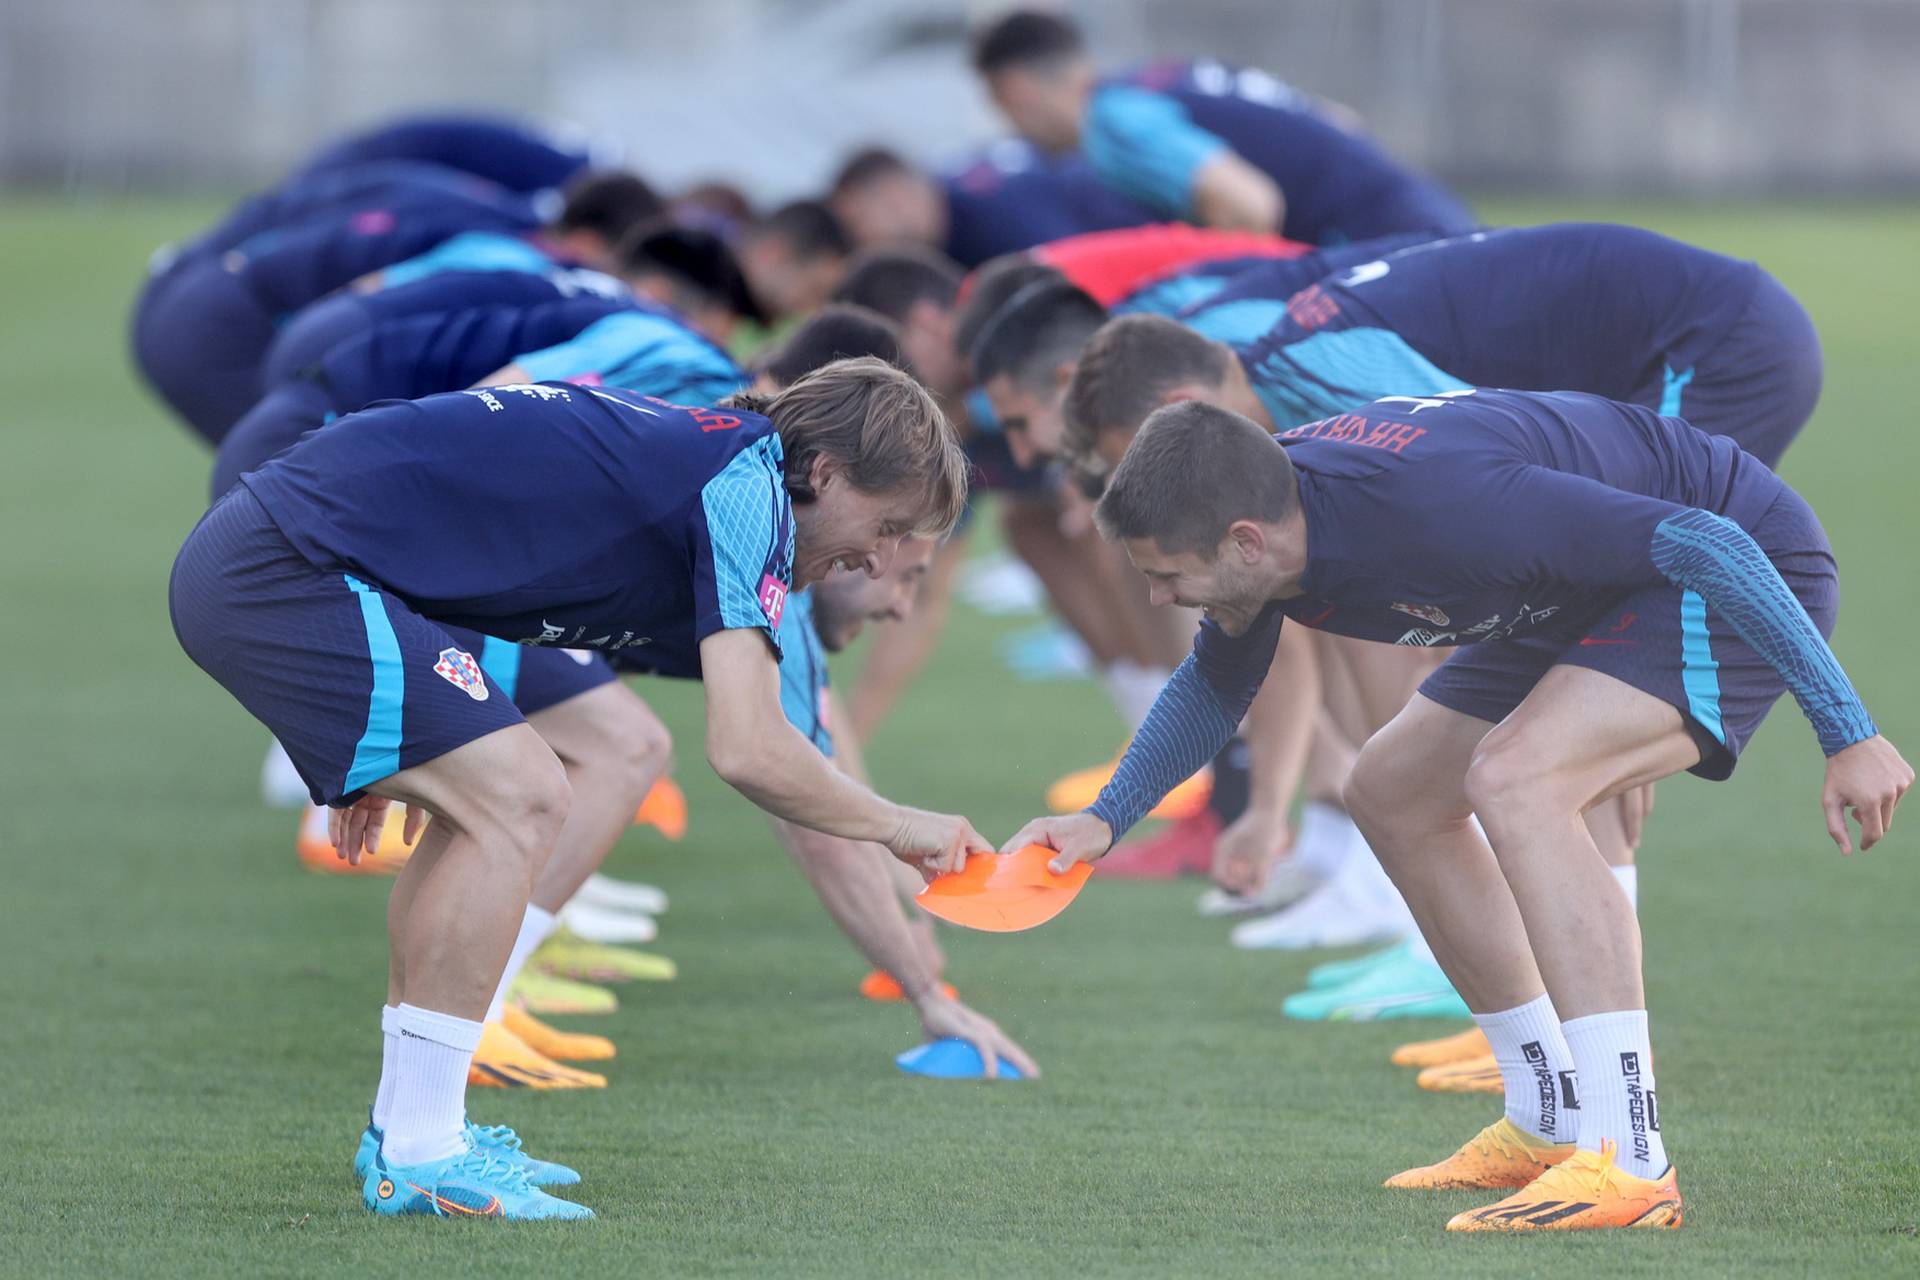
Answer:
[
  {"left": 372, "top": 1005, "right": 401, "bottom": 1132},
  {"left": 1611, "top": 864, "right": 1639, "bottom": 911},
  {"left": 380, "top": 1003, "right": 484, "bottom": 1167},
  {"left": 1292, "top": 801, "right": 1361, "bottom": 877},
  {"left": 1562, "top": 1009, "right": 1667, "bottom": 1177},
  {"left": 485, "top": 904, "right": 558, "bottom": 1024},
  {"left": 1475, "top": 994, "right": 1580, "bottom": 1144}
]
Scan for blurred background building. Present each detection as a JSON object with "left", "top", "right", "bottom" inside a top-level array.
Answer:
[{"left": 4, "top": 0, "right": 1918, "bottom": 198}]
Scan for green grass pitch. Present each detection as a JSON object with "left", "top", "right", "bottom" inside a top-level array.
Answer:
[{"left": 0, "top": 195, "right": 1916, "bottom": 1277}]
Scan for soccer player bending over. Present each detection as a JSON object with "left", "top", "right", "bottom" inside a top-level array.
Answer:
[
  {"left": 171, "top": 359, "right": 981, "bottom": 1221},
  {"left": 1005, "top": 391, "right": 1909, "bottom": 1231}
]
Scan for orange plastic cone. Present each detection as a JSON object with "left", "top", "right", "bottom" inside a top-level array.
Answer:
[{"left": 916, "top": 844, "right": 1093, "bottom": 933}]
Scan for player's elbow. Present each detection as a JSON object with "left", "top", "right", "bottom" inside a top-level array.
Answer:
[{"left": 704, "top": 729, "right": 767, "bottom": 792}]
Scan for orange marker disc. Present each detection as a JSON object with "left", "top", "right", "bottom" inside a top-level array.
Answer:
[
  {"left": 915, "top": 844, "right": 1093, "bottom": 933},
  {"left": 633, "top": 776, "right": 688, "bottom": 841}
]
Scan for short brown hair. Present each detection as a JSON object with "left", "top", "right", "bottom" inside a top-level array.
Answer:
[
  {"left": 1064, "top": 314, "right": 1234, "bottom": 461},
  {"left": 726, "top": 357, "right": 968, "bottom": 537},
  {"left": 1094, "top": 400, "right": 1298, "bottom": 556}
]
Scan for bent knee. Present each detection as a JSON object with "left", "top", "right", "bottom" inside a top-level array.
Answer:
[
  {"left": 492, "top": 746, "right": 573, "bottom": 848},
  {"left": 1463, "top": 735, "right": 1569, "bottom": 828}
]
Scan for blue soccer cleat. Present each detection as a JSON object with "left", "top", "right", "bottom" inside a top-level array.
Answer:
[
  {"left": 363, "top": 1147, "right": 593, "bottom": 1220},
  {"left": 465, "top": 1120, "right": 582, "bottom": 1186},
  {"left": 1304, "top": 939, "right": 1412, "bottom": 990},
  {"left": 1282, "top": 951, "right": 1471, "bottom": 1022},
  {"left": 354, "top": 1113, "right": 581, "bottom": 1187}
]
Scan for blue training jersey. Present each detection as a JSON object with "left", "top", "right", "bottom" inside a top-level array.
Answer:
[
  {"left": 1213, "top": 224, "right": 1767, "bottom": 431},
  {"left": 243, "top": 383, "right": 795, "bottom": 658},
  {"left": 940, "top": 139, "right": 1156, "bottom": 268},
  {"left": 311, "top": 271, "right": 744, "bottom": 411},
  {"left": 1085, "top": 59, "right": 1475, "bottom": 245},
  {"left": 1270, "top": 388, "right": 1788, "bottom": 647},
  {"left": 220, "top": 175, "right": 540, "bottom": 316},
  {"left": 296, "top": 114, "right": 594, "bottom": 194}
]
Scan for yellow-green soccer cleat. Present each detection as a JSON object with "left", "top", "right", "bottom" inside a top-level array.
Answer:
[{"left": 509, "top": 970, "right": 618, "bottom": 1017}]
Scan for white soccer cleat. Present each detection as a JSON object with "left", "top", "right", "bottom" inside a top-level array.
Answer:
[
  {"left": 557, "top": 900, "right": 658, "bottom": 945},
  {"left": 1196, "top": 859, "right": 1325, "bottom": 918},
  {"left": 1229, "top": 849, "right": 1415, "bottom": 951},
  {"left": 575, "top": 873, "right": 669, "bottom": 917}
]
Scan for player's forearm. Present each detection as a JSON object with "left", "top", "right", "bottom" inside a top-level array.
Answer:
[
  {"left": 1191, "top": 155, "right": 1284, "bottom": 233},
  {"left": 707, "top": 717, "right": 905, "bottom": 844},
  {"left": 768, "top": 816, "right": 940, "bottom": 1000},
  {"left": 1089, "top": 613, "right": 1281, "bottom": 838},
  {"left": 1241, "top": 622, "right": 1319, "bottom": 817},
  {"left": 1650, "top": 508, "right": 1877, "bottom": 754}
]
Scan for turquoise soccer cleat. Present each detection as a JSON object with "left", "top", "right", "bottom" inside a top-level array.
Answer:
[
  {"left": 1282, "top": 951, "right": 1471, "bottom": 1022},
  {"left": 465, "top": 1120, "right": 582, "bottom": 1186},
  {"left": 1304, "top": 939, "right": 1412, "bottom": 990},
  {"left": 363, "top": 1146, "right": 594, "bottom": 1220},
  {"left": 354, "top": 1113, "right": 582, "bottom": 1187}
]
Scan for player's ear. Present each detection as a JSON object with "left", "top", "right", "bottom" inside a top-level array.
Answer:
[
  {"left": 1159, "top": 381, "right": 1208, "bottom": 408},
  {"left": 1226, "top": 519, "right": 1265, "bottom": 564},
  {"left": 1052, "top": 360, "right": 1076, "bottom": 395},
  {"left": 807, "top": 452, "right": 840, "bottom": 496}
]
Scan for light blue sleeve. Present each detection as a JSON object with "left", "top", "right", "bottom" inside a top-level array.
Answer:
[
  {"left": 1650, "top": 509, "right": 1876, "bottom": 755},
  {"left": 696, "top": 434, "right": 794, "bottom": 647},
  {"left": 1115, "top": 273, "right": 1234, "bottom": 317},
  {"left": 515, "top": 311, "right": 747, "bottom": 402},
  {"left": 1241, "top": 328, "right": 1473, "bottom": 429},
  {"left": 774, "top": 590, "right": 834, "bottom": 755},
  {"left": 379, "top": 231, "right": 554, "bottom": 290},
  {"left": 1084, "top": 85, "right": 1231, "bottom": 218}
]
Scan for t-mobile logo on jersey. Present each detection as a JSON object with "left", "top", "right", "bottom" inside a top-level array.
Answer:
[
  {"left": 1620, "top": 1051, "right": 1655, "bottom": 1165},
  {"left": 758, "top": 575, "right": 788, "bottom": 627}
]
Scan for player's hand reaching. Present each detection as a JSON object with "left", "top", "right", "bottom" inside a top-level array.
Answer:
[
  {"left": 1212, "top": 806, "right": 1289, "bottom": 894},
  {"left": 327, "top": 795, "right": 428, "bottom": 865},
  {"left": 1822, "top": 735, "right": 1913, "bottom": 853},
  {"left": 886, "top": 807, "right": 993, "bottom": 882},
  {"left": 913, "top": 990, "right": 1041, "bottom": 1080},
  {"left": 1001, "top": 811, "right": 1114, "bottom": 874}
]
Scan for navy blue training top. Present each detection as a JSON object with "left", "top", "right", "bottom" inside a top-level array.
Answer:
[
  {"left": 1085, "top": 59, "right": 1476, "bottom": 245},
  {"left": 244, "top": 383, "right": 795, "bottom": 659},
  {"left": 940, "top": 139, "right": 1156, "bottom": 268},
  {"left": 296, "top": 114, "right": 594, "bottom": 194}
]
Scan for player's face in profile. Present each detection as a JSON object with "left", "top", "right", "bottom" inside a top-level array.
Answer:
[
  {"left": 989, "top": 70, "right": 1080, "bottom": 152},
  {"left": 985, "top": 374, "right": 1067, "bottom": 469},
  {"left": 791, "top": 475, "right": 923, "bottom": 589},
  {"left": 1123, "top": 536, "right": 1265, "bottom": 635},
  {"left": 839, "top": 173, "right": 945, "bottom": 249},
  {"left": 811, "top": 537, "right": 936, "bottom": 651}
]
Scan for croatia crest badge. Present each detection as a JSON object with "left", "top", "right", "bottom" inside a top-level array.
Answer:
[{"left": 433, "top": 647, "right": 490, "bottom": 701}]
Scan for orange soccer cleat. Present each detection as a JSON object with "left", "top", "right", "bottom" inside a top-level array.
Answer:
[
  {"left": 633, "top": 777, "right": 687, "bottom": 841},
  {"left": 1044, "top": 753, "right": 1211, "bottom": 821},
  {"left": 1384, "top": 1117, "right": 1573, "bottom": 1191},
  {"left": 294, "top": 802, "right": 420, "bottom": 876},
  {"left": 1417, "top": 1054, "right": 1503, "bottom": 1094},
  {"left": 468, "top": 1023, "right": 607, "bottom": 1089},
  {"left": 1446, "top": 1140, "right": 1683, "bottom": 1232},
  {"left": 1390, "top": 1026, "right": 1491, "bottom": 1069},
  {"left": 502, "top": 1006, "right": 616, "bottom": 1062}
]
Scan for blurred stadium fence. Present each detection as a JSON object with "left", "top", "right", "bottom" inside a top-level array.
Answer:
[{"left": 3, "top": 0, "right": 1918, "bottom": 197}]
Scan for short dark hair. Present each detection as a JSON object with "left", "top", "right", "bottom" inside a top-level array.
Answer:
[
  {"left": 756, "top": 304, "right": 911, "bottom": 388},
  {"left": 969, "top": 279, "right": 1107, "bottom": 389},
  {"left": 971, "top": 9, "right": 1085, "bottom": 76},
  {"left": 830, "top": 147, "right": 915, "bottom": 199},
  {"left": 554, "top": 171, "right": 663, "bottom": 242},
  {"left": 1094, "top": 400, "right": 1298, "bottom": 555},
  {"left": 751, "top": 199, "right": 853, "bottom": 262},
  {"left": 614, "top": 220, "right": 768, "bottom": 325},
  {"left": 953, "top": 254, "right": 1065, "bottom": 361},
  {"left": 833, "top": 247, "right": 963, "bottom": 323},
  {"left": 1064, "top": 314, "right": 1233, "bottom": 459}
]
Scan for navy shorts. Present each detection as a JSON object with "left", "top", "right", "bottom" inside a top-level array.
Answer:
[
  {"left": 263, "top": 292, "right": 374, "bottom": 387},
  {"left": 210, "top": 377, "right": 337, "bottom": 503},
  {"left": 170, "top": 487, "right": 614, "bottom": 805},
  {"left": 130, "top": 257, "right": 276, "bottom": 445},
  {"left": 1420, "top": 491, "right": 1838, "bottom": 781},
  {"left": 1636, "top": 272, "right": 1823, "bottom": 469}
]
